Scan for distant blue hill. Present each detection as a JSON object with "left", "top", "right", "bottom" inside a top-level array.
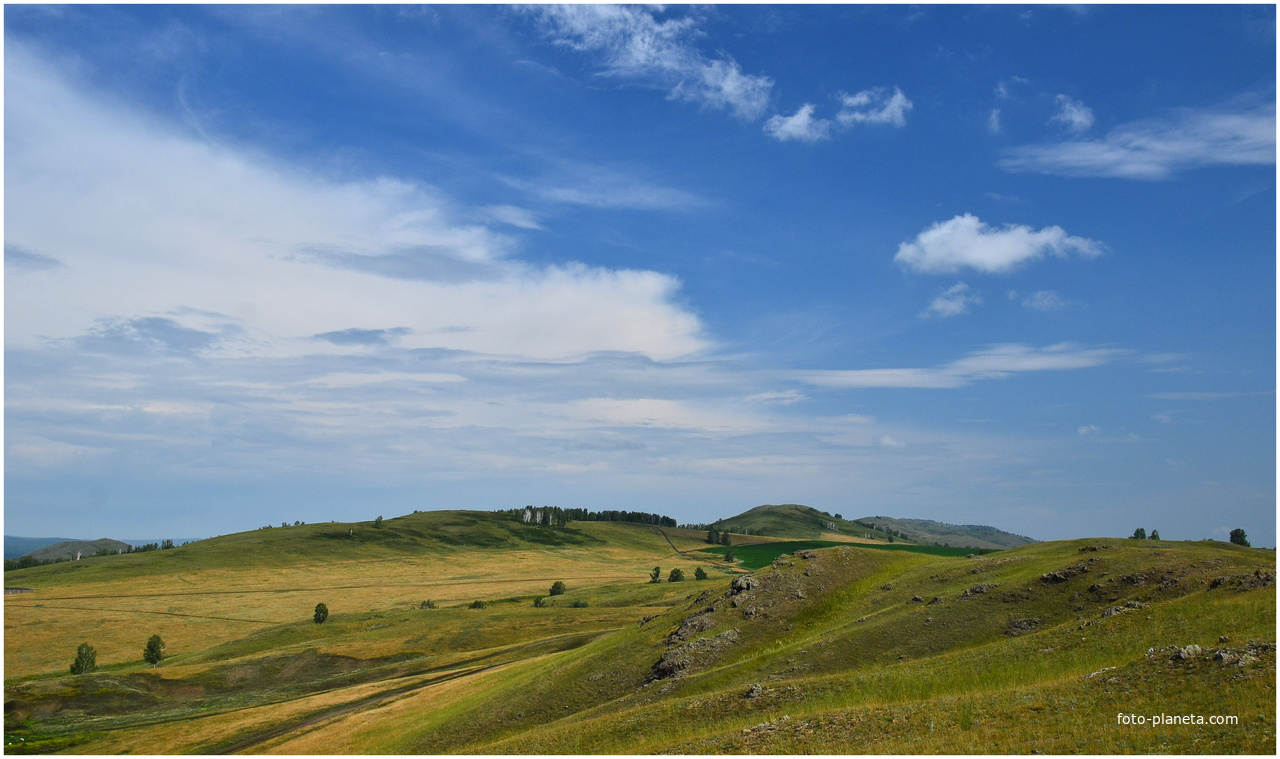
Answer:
[{"left": 6, "top": 535, "right": 204, "bottom": 559}]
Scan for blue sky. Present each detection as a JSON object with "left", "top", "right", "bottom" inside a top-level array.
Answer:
[{"left": 4, "top": 5, "right": 1275, "bottom": 543}]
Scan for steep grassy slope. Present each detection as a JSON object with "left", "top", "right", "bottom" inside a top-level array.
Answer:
[
  {"left": 855, "top": 515, "right": 1037, "bottom": 549},
  {"left": 319, "top": 538, "right": 1271, "bottom": 755},
  {"left": 711, "top": 504, "right": 906, "bottom": 542}
]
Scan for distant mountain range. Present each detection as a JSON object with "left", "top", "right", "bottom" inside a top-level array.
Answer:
[
  {"left": 5, "top": 535, "right": 201, "bottom": 559},
  {"left": 707, "top": 504, "right": 1036, "bottom": 550}
]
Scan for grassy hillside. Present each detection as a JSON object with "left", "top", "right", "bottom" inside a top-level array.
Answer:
[
  {"left": 711, "top": 504, "right": 906, "bottom": 542},
  {"left": 21, "top": 539, "right": 133, "bottom": 563},
  {"left": 5, "top": 537, "right": 77, "bottom": 560},
  {"left": 4, "top": 512, "right": 1273, "bottom": 754},
  {"left": 855, "top": 515, "right": 1037, "bottom": 550}
]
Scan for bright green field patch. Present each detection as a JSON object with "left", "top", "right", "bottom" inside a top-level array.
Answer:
[{"left": 700, "top": 540, "right": 995, "bottom": 568}]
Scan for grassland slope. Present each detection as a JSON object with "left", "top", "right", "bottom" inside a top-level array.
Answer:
[
  {"left": 21, "top": 539, "right": 133, "bottom": 563},
  {"left": 855, "top": 515, "right": 1036, "bottom": 549},
  {"left": 711, "top": 504, "right": 905, "bottom": 542}
]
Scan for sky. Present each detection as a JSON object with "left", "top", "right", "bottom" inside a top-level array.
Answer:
[{"left": 4, "top": 4, "right": 1275, "bottom": 544}]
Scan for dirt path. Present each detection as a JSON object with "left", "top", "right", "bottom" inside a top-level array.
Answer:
[{"left": 654, "top": 527, "right": 687, "bottom": 557}]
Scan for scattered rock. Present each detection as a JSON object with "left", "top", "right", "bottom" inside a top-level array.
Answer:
[
  {"left": 1088, "top": 584, "right": 1104, "bottom": 592},
  {"left": 649, "top": 628, "right": 741, "bottom": 681},
  {"left": 1119, "top": 573, "right": 1147, "bottom": 585},
  {"left": 746, "top": 682, "right": 763, "bottom": 698},
  {"left": 927, "top": 596, "right": 943, "bottom": 605},
  {"left": 880, "top": 583, "right": 893, "bottom": 591},
  {"left": 1006, "top": 618, "right": 1041, "bottom": 636},
  {"left": 1213, "top": 650, "right": 1238, "bottom": 665},
  {"left": 1170, "top": 644, "right": 1202, "bottom": 661},
  {"left": 1219, "top": 635, "right": 1230, "bottom": 644},
  {"left": 966, "top": 553, "right": 977, "bottom": 559},
  {"left": 666, "top": 608, "right": 717, "bottom": 644},
  {"left": 730, "top": 576, "right": 759, "bottom": 595},
  {"left": 1041, "top": 564, "right": 1089, "bottom": 584},
  {"left": 911, "top": 596, "right": 924, "bottom": 603},
  {"left": 796, "top": 550, "right": 818, "bottom": 560},
  {"left": 961, "top": 583, "right": 998, "bottom": 598},
  {"left": 1209, "top": 570, "right": 1275, "bottom": 591}
]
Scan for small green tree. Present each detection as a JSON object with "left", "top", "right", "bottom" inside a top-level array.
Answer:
[
  {"left": 649, "top": 566, "right": 662, "bottom": 583},
  {"left": 1131, "top": 527, "right": 1147, "bottom": 540},
  {"left": 887, "top": 534, "right": 894, "bottom": 543},
  {"left": 549, "top": 581, "right": 566, "bottom": 596},
  {"left": 720, "top": 531, "right": 730, "bottom": 546},
  {"left": 1149, "top": 530, "right": 1160, "bottom": 541},
  {"left": 160, "top": 539, "right": 174, "bottom": 550},
  {"left": 373, "top": 515, "right": 384, "bottom": 528},
  {"left": 707, "top": 529, "right": 719, "bottom": 544},
  {"left": 724, "top": 550, "right": 736, "bottom": 563},
  {"left": 143, "top": 634, "right": 165, "bottom": 668},
  {"left": 469, "top": 599, "right": 487, "bottom": 609},
  {"left": 70, "top": 642, "right": 96, "bottom": 675},
  {"left": 694, "top": 566, "right": 709, "bottom": 580},
  {"left": 1229, "top": 528, "right": 1250, "bottom": 547},
  {"left": 314, "top": 603, "right": 329, "bottom": 624},
  {"left": 533, "top": 596, "right": 548, "bottom": 608},
  {"left": 419, "top": 600, "right": 437, "bottom": 609},
  {"left": 668, "top": 568, "right": 685, "bottom": 582}
]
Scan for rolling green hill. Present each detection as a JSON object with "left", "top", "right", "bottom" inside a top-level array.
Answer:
[
  {"left": 3, "top": 510, "right": 1273, "bottom": 754},
  {"left": 20, "top": 538, "right": 133, "bottom": 563},
  {"left": 710, "top": 504, "right": 906, "bottom": 542},
  {"left": 854, "top": 515, "right": 1037, "bottom": 550}
]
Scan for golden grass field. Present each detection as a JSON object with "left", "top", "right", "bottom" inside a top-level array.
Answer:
[{"left": 4, "top": 510, "right": 1275, "bottom": 754}]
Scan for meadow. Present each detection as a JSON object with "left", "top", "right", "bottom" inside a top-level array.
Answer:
[{"left": 3, "top": 510, "right": 1274, "bottom": 754}]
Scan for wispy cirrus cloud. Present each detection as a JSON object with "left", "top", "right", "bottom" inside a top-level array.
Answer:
[
  {"left": 837, "top": 87, "right": 913, "bottom": 127},
  {"left": 895, "top": 214, "right": 1104, "bottom": 274},
  {"left": 1001, "top": 100, "right": 1276, "bottom": 179},
  {"left": 527, "top": 5, "right": 772, "bottom": 120},
  {"left": 797, "top": 343, "right": 1125, "bottom": 389},
  {"left": 763, "top": 104, "right": 834, "bottom": 143}
]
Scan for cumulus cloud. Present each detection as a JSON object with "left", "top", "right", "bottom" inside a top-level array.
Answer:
[
  {"left": 1051, "top": 94, "right": 1094, "bottom": 132},
  {"left": 797, "top": 343, "right": 1124, "bottom": 389},
  {"left": 763, "top": 104, "right": 834, "bottom": 142},
  {"left": 836, "top": 87, "right": 913, "bottom": 127},
  {"left": 528, "top": 5, "right": 772, "bottom": 120},
  {"left": 1001, "top": 100, "right": 1276, "bottom": 179},
  {"left": 921, "top": 282, "right": 982, "bottom": 318},
  {"left": 5, "top": 41, "right": 708, "bottom": 362},
  {"left": 894, "top": 214, "right": 1104, "bottom": 274}
]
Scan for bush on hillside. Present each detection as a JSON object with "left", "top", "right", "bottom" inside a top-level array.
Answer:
[
  {"left": 533, "top": 596, "right": 548, "bottom": 608},
  {"left": 668, "top": 568, "right": 685, "bottom": 582},
  {"left": 70, "top": 642, "right": 96, "bottom": 675},
  {"left": 469, "top": 599, "right": 487, "bottom": 609},
  {"left": 724, "top": 551, "right": 735, "bottom": 563},
  {"left": 1131, "top": 527, "right": 1147, "bottom": 540},
  {"left": 649, "top": 566, "right": 662, "bottom": 583},
  {"left": 569, "top": 599, "right": 589, "bottom": 608},
  {"left": 1150, "top": 530, "right": 1161, "bottom": 540},
  {"left": 694, "top": 567, "right": 709, "bottom": 580},
  {"left": 549, "top": 581, "right": 566, "bottom": 596},
  {"left": 420, "top": 600, "right": 437, "bottom": 609},
  {"left": 314, "top": 603, "right": 329, "bottom": 624},
  {"left": 374, "top": 515, "right": 384, "bottom": 528}
]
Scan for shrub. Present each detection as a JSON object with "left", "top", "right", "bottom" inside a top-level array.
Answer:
[
  {"left": 533, "top": 596, "right": 548, "bottom": 608},
  {"left": 314, "top": 603, "right": 329, "bottom": 624},
  {"left": 668, "top": 568, "right": 685, "bottom": 582},
  {"left": 143, "top": 634, "right": 165, "bottom": 668},
  {"left": 1131, "top": 527, "right": 1147, "bottom": 540},
  {"left": 695, "top": 566, "right": 709, "bottom": 580},
  {"left": 569, "top": 599, "right": 589, "bottom": 608},
  {"left": 469, "top": 599, "right": 487, "bottom": 609},
  {"left": 724, "top": 551, "right": 736, "bottom": 563},
  {"left": 1150, "top": 530, "right": 1161, "bottom": 541},
  {"left": 420, "top": 600, "right": 437, "bottom": 609},
  {"left": 70, "top": 642, "right": 96, "bottom": 675},
  {"left": 374, "top": 515, "right": 384, "bottom": 528},
  {"left": 549, "top": 581, "right": 566, "bottom": 596},
  {"left": 649, "top": 566, "right": 661, "bottom": 583}
]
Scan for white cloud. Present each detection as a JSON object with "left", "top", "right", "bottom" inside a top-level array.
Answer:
[
  {"left": 837, "top": 87, "right": 913, "bottom": 127},
  {"left": 763, "top": 104, "right": 834, "bottom": 142},
  {"left": 921, "top": 282, "right": 982, "bottom": 318},
  {"left": 894, "top": 213, "right": 1104, "bottom": 274},
  {"left": 529, "top": 6, "right": 772, "bottom": 120},
  {"left": 481, "top": 205, "right": 542, "bottom": 230},
  {"left": 797, "top": 343, "right": 1124, "bottom": 390},
  {"left": 5, "top": 42, "right": 708, "bottom": 363},
  {"left": 988, "top": 108, "right": 1002, "bottom": 134},
  {"left": 1021, "top": 290, "right": 1070, "bottom": 311},
  {"left": 1051, "top": 94, "right": 1095, "bottom": 132},
  {"left": 1001, "top": 101, "right": 1276, "bottom": 179},
  {"left": 879, "top": 435, "right": 906, "bottom": 448},
  {"left": 1077, "top": 424, "right": 1101, "bottom": 436}
]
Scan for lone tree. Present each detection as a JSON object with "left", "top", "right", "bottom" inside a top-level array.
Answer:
[
  {"left": 314, "top": 603, "right": 329, "bottom": 624},
  {"left": 549, "top": 581, "right": 566, "bottom": 596},
  {"left": 720, "top": 531, "right": 730, "bottom": 546},
  {"left": 143, "top": 634, "right": 166, "bottom": 668},
  {"left": 1131, "top": 527, "right": 1147, "bottom": 540},
  {"left": 1229, "top": 528, "right": 1250, "bottom": 547},
  {"left": 668, "top": 568, "right": 685, "bottom": 582},
  {"left": 70, "top": 642, "right": 96, "bottom": 675},
  {"left": 373, "top": 515, "right": 384, "bottom": 528},
  {"left": 1149, "top": 530, "right": 1161, "bottom": 541},
  {"left": 724, "top": 550, "right": 736, "bottom": 563},
  {"left": 649, "top": 566, "right": 662, "bottom": 583},
  {"left": 694, "top": 566, "right": 709, "bottom": 580},
  {"left": 707, "top": 529, "right": 719, "bottom": 545},
  {"left": 469, "top": 599, "right": 487, "bottom": 609}
]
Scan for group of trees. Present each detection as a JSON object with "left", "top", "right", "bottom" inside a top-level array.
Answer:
[
  {"left": 853, "top": 521, "right": 908, "bottom": 541},
  {"left": 503, "top": 506, "right": 677, "bottom": 528},
  {"left": 1130, "top": 528, "right": 1161, "bottom": 540},
  {"left": 705, "top": 529, "right": 733, "bottom": 546},
  {"left": 1131, "top": 528, "right": 1254, "bottom": 547},
  {"left": 69, "top": 634, "right": 165, "bottom": 674},
  {"left": 649, "top": 566, "right": 710, "bottom": 583}
]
